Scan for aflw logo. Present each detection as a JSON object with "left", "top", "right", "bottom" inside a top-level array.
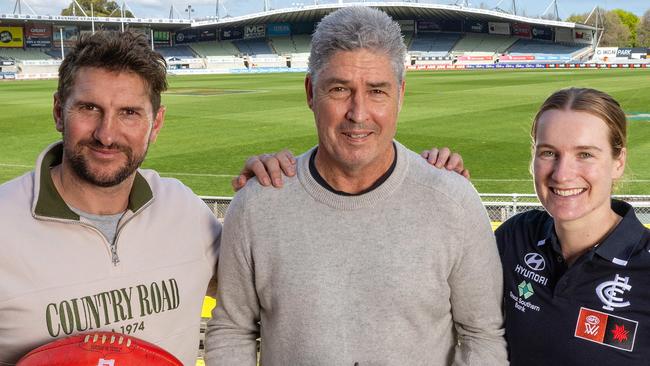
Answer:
[{"left": 583, "top": 315, "right": 601, "bottom": 336}]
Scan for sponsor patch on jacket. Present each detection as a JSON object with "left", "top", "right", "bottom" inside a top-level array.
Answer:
[{"left": 574, "top": 307, "right": 638, "bottom": 352}]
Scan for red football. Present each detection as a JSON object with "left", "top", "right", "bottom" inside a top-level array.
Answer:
[{"left": 17, "top": 332, "right": 183, "bottom": 366}]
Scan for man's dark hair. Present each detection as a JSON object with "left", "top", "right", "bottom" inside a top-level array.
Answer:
[{"left": 57, "top": 30, "right": 168, "bottom": 112}]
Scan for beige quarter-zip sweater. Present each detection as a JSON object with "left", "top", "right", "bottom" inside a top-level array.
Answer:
[{"left": 0, "top": 142, "right": 220, "bottom": 365}]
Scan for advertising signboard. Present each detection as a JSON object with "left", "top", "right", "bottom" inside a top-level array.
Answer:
[
  {"left": 221, "top": 27, "right": 243, "bottom": 40},
  {"left": 175, "top": 28, "right": 200, "bottom": 44},
  {"left": 512, "top": 23, "right": 531, "bottom": 38},
  {"left": 398, "top": 20, "right": 415, "bottom": 32},
  {"left": 267, "top": 23, "right": 290, "bottom": 36},
  {"left": 464, "top": 20, "right": 487, "bottom": 33},
  {"left": 594, "top": 47, "right": 617, "bottom": 61},
  {"left": 153, "top": 30, "right": 171, "bottom": 45},
  {"left": 244, "top": 24, "right": 265, "bottom": 39},
  {"left": 200, "top": 29, "right": 217, "bottom": 41},
  {"left": 52, "top": 26, "right": 79, "bottom": 47},
  {"left": 417, "top": 20, "right": 442, "bottom": 32},
  {"left": 531, "top": 26, "right": 553, "bottom": 41},
  {"left": 573, "top": 30, "right": 592, "bottom": 42},
  {"left": 488, "top": 22, "right": 510, "bottom": 35},
  {"left": 0, "top": 26, "right": 24, "bottom": 48},
  {"left": 25, "top": 23, "right": 52, "bottom": 48},
  {"left": 616, "top": 47, "right": 632, "bottom": 58}
]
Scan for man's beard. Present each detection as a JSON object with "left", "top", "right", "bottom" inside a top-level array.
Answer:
[{"left": 64, "top": 138, "right": 148, "bottom": 188}]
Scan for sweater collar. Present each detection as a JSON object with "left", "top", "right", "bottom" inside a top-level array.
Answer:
[
  {"left": 32, "top": 141, "right": 154, "bottom": 220},
  {"left": 297, "top": 140, "right": 409, "bottom": 210}
]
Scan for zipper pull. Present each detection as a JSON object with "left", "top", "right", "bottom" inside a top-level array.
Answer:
[{"left": 111, "top": 244, "right": 120, "bottom": 266}]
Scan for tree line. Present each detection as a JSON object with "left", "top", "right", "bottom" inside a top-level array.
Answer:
[
  {"left": 61, "top": 0, "right": 133, "bottom": 18},
  {"left": 567, "top": 8, "right": 650, "bottom": 47}
]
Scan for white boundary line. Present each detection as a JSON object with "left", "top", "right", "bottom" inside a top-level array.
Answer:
[{"left": 0, "top": 163, "right": 32, "bottom": 168}]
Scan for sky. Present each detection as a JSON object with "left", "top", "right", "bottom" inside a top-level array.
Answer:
[{"left": 2, "top": 0, "right": 648, "bottom": 20}]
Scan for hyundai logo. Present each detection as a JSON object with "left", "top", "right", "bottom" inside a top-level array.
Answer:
[{"left": 524, "top": 253, "right": 546, "bottom": 271}]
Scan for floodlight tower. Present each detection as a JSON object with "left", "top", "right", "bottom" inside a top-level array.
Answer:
[
  {"left": 12, "top": 0, "right": 37, "bottom": 15},
  {"left": 542, "top": 0, "right": 560, "bottom": 21},
  {"left": 185, "top": 4, "right": 195, "bottom": 20},
  {"left": 511, "top": 0, "right": 517, "bottom": 15}
]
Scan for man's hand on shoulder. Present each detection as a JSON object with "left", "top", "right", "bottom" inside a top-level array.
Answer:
[
  {"left": 232, "top": 150, "right": 297, "bottom": 191},
  {"left": 421, "top": 147, "right": 470, "bottom": 179}
]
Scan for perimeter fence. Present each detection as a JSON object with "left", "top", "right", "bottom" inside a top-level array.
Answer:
[{"left": 201, "top": 194, "right": 650, "bottom": 225}]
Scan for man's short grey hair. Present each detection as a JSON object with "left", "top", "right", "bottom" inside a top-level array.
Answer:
[{"left": 309, "top": 6, "right": 407, "bottom": 87}]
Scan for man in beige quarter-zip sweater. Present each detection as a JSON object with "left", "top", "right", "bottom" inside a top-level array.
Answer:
[{"left": 0, "top": 30, "right": 220, "bottom": 366}]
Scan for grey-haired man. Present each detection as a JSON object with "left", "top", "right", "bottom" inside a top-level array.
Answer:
[{"left": 206, "top": 7, "right": 507, "bottom": 365}]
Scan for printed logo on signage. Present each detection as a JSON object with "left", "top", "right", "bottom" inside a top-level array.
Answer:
[
  {"left": 244, "top": 24, "right": 265, "bottom": 39},
  {"left": 0, "top": 30, "right": 13, "bottom": 43},
  {"left": 596, "top": 274, "right": 631, "bottom": 311},
  {"left": 616, "top": 48, "right": 632, "bottom": 58},
  {"left": 575, "top": 307, "right": 638, "bottom": 351}
]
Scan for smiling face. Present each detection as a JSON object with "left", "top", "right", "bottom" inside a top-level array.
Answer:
[
  {"left": 306, "top": 48, "right": 405, "bottom": 181},
  {"left": 53, "top": 67, "right": 165, "bottom": 188},
  {"left": 532, "top": 109, "right": 626, "bottom": 225}
]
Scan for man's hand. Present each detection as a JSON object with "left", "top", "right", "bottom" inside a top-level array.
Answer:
[
  {"left": 232, "top": 150, "right": 297, "bottom": 191},
  {"left": 421, "top": 147, "right": 470, "bottom": 179}
]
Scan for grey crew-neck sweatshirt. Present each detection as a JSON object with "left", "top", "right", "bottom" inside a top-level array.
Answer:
[{"left": 206, "top": 141, "right": 507, "bottom": 366}]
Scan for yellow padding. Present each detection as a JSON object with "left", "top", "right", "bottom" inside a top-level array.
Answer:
[{"left": 202, "top": 296, "right": 217, "bottom": 318}]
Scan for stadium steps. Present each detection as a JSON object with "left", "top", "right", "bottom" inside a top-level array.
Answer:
[
  {"left": 292, "top": 35, "right": 312, "bottom": 53},
  {"left": 232, "top": 39, "right": 273, "bottom": 56},
  {"left": 270, "top": 36, "right": 296, "bottom": 55},
  {"left": 0, "top": 48, "right": 54, "bottom": 61},
  {"left": 156, "top": 45, "right": 198, "bottom": 58},
  {"left": 409, "top": 32, "right": 461, "bottom": 55},
  {"left": 190, "top": 41, "right": 239, "bottom": 57}
]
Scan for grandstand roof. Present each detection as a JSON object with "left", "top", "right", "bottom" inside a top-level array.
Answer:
[
  {"left": 193, "top": 2, "right": 597, "bottom": 31},
  {"left": 1, "top": 1, "right": 596, "bottom": 32}
]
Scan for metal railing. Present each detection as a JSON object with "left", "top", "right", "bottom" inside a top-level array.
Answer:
[{"left": 201, "top": 194, "right": 650, "bottom": 225}]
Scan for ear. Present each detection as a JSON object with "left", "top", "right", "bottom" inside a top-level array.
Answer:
[
  {"left": 305, "top": 74, "right": 314, "bottom": 111},
  {"left": 612, "top": 147, "right": 626, "bottom": 180},
  {"left": 53, "top": 92, "right": 65, "bottom": 133},
  {"left": 148, "top": 105, "right": 166, "bottom": 143},
  {"left": 397, "top": 79, "right": 406, "bottom": 113}
]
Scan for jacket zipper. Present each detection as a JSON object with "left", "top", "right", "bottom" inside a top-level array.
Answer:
[{"left": 34, "top": 199, "right": 154, "bottom": 267}]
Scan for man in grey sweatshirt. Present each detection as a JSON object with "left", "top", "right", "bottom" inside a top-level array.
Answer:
[{"left": 205, "top": 6, "right": 507, "bottom": 366}]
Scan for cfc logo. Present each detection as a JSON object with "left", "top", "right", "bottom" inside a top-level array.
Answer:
[{"left": 596, "top": 274, "right": 632, "bottom": 311}]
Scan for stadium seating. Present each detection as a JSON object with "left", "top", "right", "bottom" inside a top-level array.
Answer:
[
  {"left": 409, "top": 33, "right": 462, "bottom": 56},
  {"left": 292, "top": 35, "right": 312, "bottom": 53},
  {"left": 507, "top": 39, "right": 588, "bottom": 56},
  {"left": 190, "top": 41, "right": 240, "bottom": 57},
  {"left": 0, "top": 48, "right": 54, "bottom": 61},
  {"left": 270, "top": 36, "right": 296, "bottom": 55},
  {"left": 452, "top": 33, "right": 518, "bottom": 54},
  {"left": 232, "top": 39, "right": 273, "bottom": 56},
  {"left": 155, "top": 45, "right": 197, "bottom": 59},
  {"left": 402, "top": 32, "right": 414, "bottom": 50}
]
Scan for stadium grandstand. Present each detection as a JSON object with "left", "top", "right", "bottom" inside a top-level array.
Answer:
[{"left": 0, "top": 1, "right": 648, "bottom": 80}]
